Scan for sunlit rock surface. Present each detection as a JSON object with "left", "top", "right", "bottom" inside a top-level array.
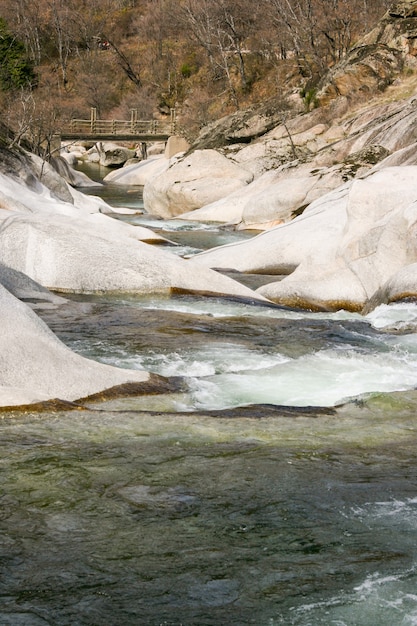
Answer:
[
  {"left": 103, "top": 155, "right": 169, "bottom": 186},
  {"left": 0, "top": 209, "right": 266, "bottom": 302},
  {"left": 170, "top": 94, "right": 417, "bottom": 229},
  {"left": 367, "top": 262, "right": 417, "bottom": 311},
  {"left": 180, "top": 164, "right": 346, "bottom": 228},
  {"left": 0, "top": 168, "right": 174, "bottom": 245},
  {"left": 190, "top": 167, "right": 417, "bottom": 311},
  {"left": 0, "top": 144, "right": 270, "bottom": 408},
  {"left": 25, "top": 152, "right": 75, "bottom": 203},
  {"left": 96, "top": 141, "right": 135, "bottom": 167},
  {"left": 0, "top": 153, "right": 266, "bottom": 302},
  {"left": 50, "top": 155, "right": 97, "bottom": 188},
  {"left": 0, "top": 147, "right": 209, "bottom": 408},
  {"left": 143, "top": 149, "right": 253, "bottom": 218},
  {"left": 316, "top": 0, "right": 417, "bottom": 106},
  {"left": 0, "top": 262, "right": 66, "bottom": 310},
  {"left": 177, "top": 169, "right": 281, "bottom": 225}
]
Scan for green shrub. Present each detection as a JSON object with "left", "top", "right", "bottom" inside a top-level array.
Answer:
[{"left": 300, "top": 85, "right": 318, "bottom": 112}]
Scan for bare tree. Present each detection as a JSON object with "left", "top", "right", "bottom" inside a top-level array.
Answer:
[
  {"left": 258, "top": 0, "right": 392, "bottom": 86},
  {"left": 12, "top": 0, "right": 43, "bottom": 64},
  {"left": 213, "top": 0, "right": 255, "bottom": 91},
  {"left": 179, "top": 0, "right": 219, "bottom": 76}
]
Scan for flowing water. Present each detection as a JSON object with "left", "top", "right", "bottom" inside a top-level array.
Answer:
[{"left": 3, "top": 171, "right": 417, "bottom": 625}]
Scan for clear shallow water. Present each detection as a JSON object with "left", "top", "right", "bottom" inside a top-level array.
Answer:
[
  {"left": 79, "top": 168, "right": 255, "bottom": 255},
  {"left": 3, "top": 168, "right": 417, "bottom": 624}
]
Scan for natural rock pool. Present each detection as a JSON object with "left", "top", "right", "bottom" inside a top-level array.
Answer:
[{"left": 3, "top": 175, "right": 417, "bottom": 625}]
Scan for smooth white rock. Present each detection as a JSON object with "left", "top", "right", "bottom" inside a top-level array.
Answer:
[
  {"left": 0, "top": 283, "right": 150, "bottom": 407},
  {"left": 178, "top": 163, "right": 344, "bottom": 229},
  {"left": 143, "top": 149, "right": 253, "bottom": 218},
  {"left": 373, "top": 261, "right": 417, "bottom": 306},
  {"left": 0, "top": 172, "right": 170, "bottom": 244},
  {"left": 0, "top": 209, "right": 268, "bottom": 302},
  {"left": 190, "top": 167, "right": 417, "bottom": 311},
  {"left": 96, "top": 142, "right": 136, "bottom": 167},
  {"left": 178, "top": 170, "right": 279, "bottom": 224},
  {"left": 104, "top": 156, "right": 169, "bottom": 185}
]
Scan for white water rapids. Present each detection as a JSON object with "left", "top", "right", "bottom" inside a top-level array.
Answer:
[{"left": 75, "top": 298, "right": 417, "bottom": 410}]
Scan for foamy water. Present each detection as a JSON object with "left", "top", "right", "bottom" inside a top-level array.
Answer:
[{"left": 76, "top": 300, "right": 417, "bottom": 409}]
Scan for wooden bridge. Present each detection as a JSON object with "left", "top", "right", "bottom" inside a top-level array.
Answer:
[{"left": 60, "top": 108, "right": 177, "bottom": 142}]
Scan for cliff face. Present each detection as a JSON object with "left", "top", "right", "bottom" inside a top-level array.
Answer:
[
  {"left": 317, "top": 0, "right": 417, "bottom": 105},
  {"left": 190, "top": 1, "right": 417, "bottom": 152},
  {"left": 388, "top": 0, "right": 417, "bottom": 18}
]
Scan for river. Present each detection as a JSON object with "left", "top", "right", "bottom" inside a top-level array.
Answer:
[{"left": 2, "top": 168, "right": 417, "bottom": 625}]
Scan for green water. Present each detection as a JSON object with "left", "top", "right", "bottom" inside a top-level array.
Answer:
[{"left": 1, "top": 396, "right": 417, "bottom": 625}]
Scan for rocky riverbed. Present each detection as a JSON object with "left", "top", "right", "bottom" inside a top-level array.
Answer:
[{"left": 3, "top": 1, "right": 417, "bottom": 408}]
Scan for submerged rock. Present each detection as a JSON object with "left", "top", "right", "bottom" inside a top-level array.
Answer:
[{"left": 118, "top": 485, "right": 199, "bottom": 516}]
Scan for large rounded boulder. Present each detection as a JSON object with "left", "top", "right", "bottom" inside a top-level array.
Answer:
[
  {"left": 0, "top": 210, "right": 267, "bottom": 303},
  {"left": 190, "top": 166, "right": 417, "bottom": 311},
  {"left": 143, "top": 149, "right": 253, "bottom": 218},
  {"left": 103, "top": 156, "right": 169, "bottom": 186}
]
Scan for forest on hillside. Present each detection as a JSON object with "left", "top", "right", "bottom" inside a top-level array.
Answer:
[{"left": 0, "top": 0, "right": 392, "bottom": 150}]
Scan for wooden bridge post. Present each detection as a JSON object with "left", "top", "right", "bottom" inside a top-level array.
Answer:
[
  {"left": 130, "top": 109, "right": 138, "bottom": 132},
  {"left": 90, "top": 107, "right": 97, "bottom": 133}
]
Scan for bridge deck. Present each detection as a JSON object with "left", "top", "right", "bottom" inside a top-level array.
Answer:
[
  {"left": 60, "top": 133, "right": 171, "bottom": 142},
  {"left": 60, "top": 110, "right": 176, "bottom": 143}
]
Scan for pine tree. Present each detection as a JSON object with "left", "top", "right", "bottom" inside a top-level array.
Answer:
[{"left": 0, "top": 18, "right": 36, "bottom": 91}]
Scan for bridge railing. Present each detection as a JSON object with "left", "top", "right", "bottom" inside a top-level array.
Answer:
[{"left": 63, "top": 108, "right": 176, "bottom": 137}]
